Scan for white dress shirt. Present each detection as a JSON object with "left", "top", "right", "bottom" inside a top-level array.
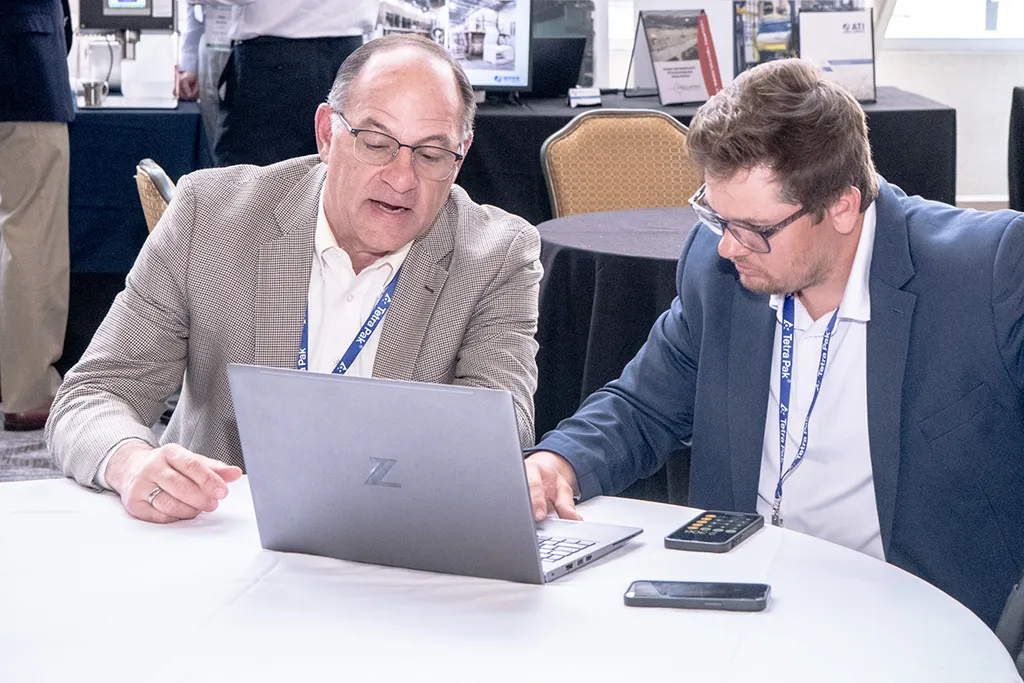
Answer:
[
  {"left": 755, "top": 203, "right": 886, "bottom": 560},
  {"left": 220, "top": 0, "right": 382, "bottom": 41},
  {"left": 178, "top": 1, "right": 238, "bottom": 71},
  {"left": 95, "top": 192, "right": 409, "bottom": 489},
  {"left": 306, "top": 192, "right": 411, "bottom": 376}
]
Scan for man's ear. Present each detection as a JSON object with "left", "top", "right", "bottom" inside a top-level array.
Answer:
[
  {"left": 450, "top": 134, "right": 473, "bottom": 179},
  {"left": 314, "top": 104, "right": 335, "bottom": 163},
  {"left": 828, "top": 186, "right": 863, "bottom": 236}
]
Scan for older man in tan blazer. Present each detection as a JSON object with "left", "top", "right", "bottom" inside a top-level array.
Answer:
[{"left": 46, "top": 34, "right": 541, "bottom": 524}]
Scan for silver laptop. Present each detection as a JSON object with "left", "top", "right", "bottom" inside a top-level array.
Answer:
[{"left": 227, "top": 365, "right": 642, "bottom": 584}]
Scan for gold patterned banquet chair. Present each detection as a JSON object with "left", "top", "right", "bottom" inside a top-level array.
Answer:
[
  {"left": 134, "top": 158, "right": 176, "bottom": 232},
  {"left": 540, "top": 108, "right": 703, "bottom": 219}
]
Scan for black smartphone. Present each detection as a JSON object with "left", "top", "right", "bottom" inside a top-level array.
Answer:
[
  {"left": 624, "top": 580, "right": 770, "bottom": 612},
  {"left": 664, "top": 510, "right": 764, "bottom": 553}
]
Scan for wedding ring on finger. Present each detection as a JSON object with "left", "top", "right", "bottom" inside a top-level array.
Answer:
[{"left": 145, "top": 486, "right": 163, "bottom": 506}]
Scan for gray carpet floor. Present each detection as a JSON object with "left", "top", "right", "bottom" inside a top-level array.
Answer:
[
  {"left": 0, "top": 401, "right": 172, "bottom": 483},
  {"left": 0, "top": 423, "right": 59, "bottom": 483}
]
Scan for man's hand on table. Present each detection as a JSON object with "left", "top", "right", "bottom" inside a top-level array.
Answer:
[
  {"left": 525, "top": 450, "right": 583, "bottom": 522},
  {"left": 105, "top": 440, "right": 242, "bottom": 523}
]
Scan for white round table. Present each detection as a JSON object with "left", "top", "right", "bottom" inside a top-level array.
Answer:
[{"left": 0, "top": 478, "right": 1016, "bottom": 682}]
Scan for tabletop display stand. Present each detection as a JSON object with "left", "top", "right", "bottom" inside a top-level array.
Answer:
[{"left": 625, "top": 9, "right": 724, "bottom": 105}]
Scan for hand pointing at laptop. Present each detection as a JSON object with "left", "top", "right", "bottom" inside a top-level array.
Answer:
[{"left": 525, "top": 451, "right": 582, "bottom": 522}]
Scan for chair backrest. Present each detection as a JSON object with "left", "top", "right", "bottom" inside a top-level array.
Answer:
[
  {"left": 135, "top": 158, "right": 176, "bottom": 232},
  {"left": 540, "top": 109, "right": 703, "bottom": 218}
]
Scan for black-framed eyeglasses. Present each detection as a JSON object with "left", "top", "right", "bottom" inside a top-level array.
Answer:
[
  {"left": 688, "top": 184, "right": 810, "bottom": 254},
  {"left": 333, "top": 112, "right": 464, "bottom": 182}
]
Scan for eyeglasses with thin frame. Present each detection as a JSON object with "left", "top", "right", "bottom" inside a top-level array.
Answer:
[
  {"left": 333, "top": 112, "right": 464, "bottom": 182},
  {"left": 688, "top": 184, "right": 811, "bottom": 254}
]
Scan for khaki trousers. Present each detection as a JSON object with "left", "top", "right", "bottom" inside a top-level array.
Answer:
[{"left": 0, "top": 121, "right": 70, "bottom": 414}]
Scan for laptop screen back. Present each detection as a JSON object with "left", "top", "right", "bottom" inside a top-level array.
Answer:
[{"left": 227, "top": 366, "right": 547, "bottom": 583}]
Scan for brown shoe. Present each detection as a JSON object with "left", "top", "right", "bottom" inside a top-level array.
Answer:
[{"left": 4, "top": 408, "right": 49, "bottom": 431}]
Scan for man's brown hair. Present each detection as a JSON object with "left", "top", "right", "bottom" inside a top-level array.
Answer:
[{"left": 687, "top": 58, "right": 878, "bottom": 217}]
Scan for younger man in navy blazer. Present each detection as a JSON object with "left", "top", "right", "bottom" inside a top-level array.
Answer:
[{"left": 527, "top": 58, "right": 1024, "bottom": 629}]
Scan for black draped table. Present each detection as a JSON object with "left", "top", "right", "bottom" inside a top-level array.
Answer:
[
  {"left": 461, "top": 87, "right": 957, "bottom": 226},
  {"left": 61, "top": 102, "right": 204, "bottom": 373},
  {"left": 68, "top": 87, "right": 955, "bottom": 277},
  {"left": 68, "top": 102, "right": 204, "bottom": 274},
  {"left": 535, "top": 207, "right": 698, "bottom": 504}
]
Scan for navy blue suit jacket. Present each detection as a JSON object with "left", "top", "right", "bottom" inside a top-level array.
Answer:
[
  {"left": 537, "top": 179, "right": 1024, "bottom": 628},
  {"left": 0, "top": 0, "right": 74, "bottom": 122}
]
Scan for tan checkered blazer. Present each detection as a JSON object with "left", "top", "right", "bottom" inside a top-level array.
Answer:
[{"left": 47, "top": 156, "right": 542, "bottom": 487}]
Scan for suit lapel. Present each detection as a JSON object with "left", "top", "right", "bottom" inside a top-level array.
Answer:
[
  {"left": 866, "top": 180, "right": 916, "bottom": 557},
  {"left": 372, "top": 193, "right": 457, "bottom": 381},
  {"left": 254, "top": 165, "right": 323, "bottom": 369},
  {"left": 727, "top": 286, "right": 777, "bottom": 510}
]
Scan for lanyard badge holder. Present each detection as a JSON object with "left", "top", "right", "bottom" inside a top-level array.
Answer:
[
  {"left": 773, "top": 294, "right": 839, "bottom": 527},
  {"left": 297, "top": 267, "right": 402, "bottom": 374}
]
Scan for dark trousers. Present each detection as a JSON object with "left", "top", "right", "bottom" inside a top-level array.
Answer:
[
  {"left": 214, "top": 35, "right": 363, "bottom": 167},
  {"left": 1011, "top": 87, "right": 1024, "bottom": 212}
]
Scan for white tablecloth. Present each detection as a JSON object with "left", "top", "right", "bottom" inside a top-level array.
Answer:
[{"left": 0, "top": 478, "right": 1017, "bottom": 682}]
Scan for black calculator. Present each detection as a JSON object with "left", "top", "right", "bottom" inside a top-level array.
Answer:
[{"left": 664, "top": 510, "right": 764, "bottom": 553}]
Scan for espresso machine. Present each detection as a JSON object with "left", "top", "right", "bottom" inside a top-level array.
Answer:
[
  {"left": 79, "top": 0, "right": 176, "bottom": 60},
  {"left": 76, "top": 0, "right": 178, "bottom": 106}
]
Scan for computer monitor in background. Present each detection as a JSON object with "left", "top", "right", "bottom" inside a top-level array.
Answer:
[
  {"left": 376, "top": 0, "right": 533, "bottom": 93},
  {"left": 520, "top": 36, "right": 586, "bottom": 99}
]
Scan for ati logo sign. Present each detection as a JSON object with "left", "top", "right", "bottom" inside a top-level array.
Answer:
[{"left": 365, "top": 458, "right": 401, "bottom": 488}]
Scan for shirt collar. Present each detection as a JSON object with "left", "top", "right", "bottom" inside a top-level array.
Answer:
[
  {"left": 769, "top": 201, "right": 876, "bottom": 324},
  {"left": 314, "top": 189, "right": 413, "bottom": 274}
]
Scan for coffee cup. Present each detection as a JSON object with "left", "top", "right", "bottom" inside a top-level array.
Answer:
[{"left": 81, "top": 79, "right": 109, "bottom": 107}]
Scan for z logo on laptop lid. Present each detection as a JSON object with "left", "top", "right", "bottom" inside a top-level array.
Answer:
[{"left": 365, "top": 457, "right": 401, "bottom": 488}]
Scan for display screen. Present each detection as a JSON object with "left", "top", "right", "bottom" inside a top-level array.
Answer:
[
  {"left": 107, "top": 0, "right": 148, "bottom": 8},
  {"left": 376, "top": 0, "right": 532, "bottom": 91}
]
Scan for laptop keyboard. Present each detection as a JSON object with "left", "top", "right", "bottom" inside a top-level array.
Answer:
[{"left": 537, "top": 534, "right": 597, "bottom": 563}]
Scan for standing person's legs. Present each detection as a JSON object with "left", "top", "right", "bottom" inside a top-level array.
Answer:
[
  {"left": 198, "top": 40, "right": 231, "bottom": 159},
  {"left": 0, "top": 121, "right": 70, "bottom": 430},
  {"left": 213, "top": 35, "right": 363, "bottom": 167}
]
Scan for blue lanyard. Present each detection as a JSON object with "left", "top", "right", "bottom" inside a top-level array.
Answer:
[
  {"left": 297, "top": 267, "right": 402, "bottom": 375},
  {"left": 773, "top": 294, "right": 840, "bottom": 527}
]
